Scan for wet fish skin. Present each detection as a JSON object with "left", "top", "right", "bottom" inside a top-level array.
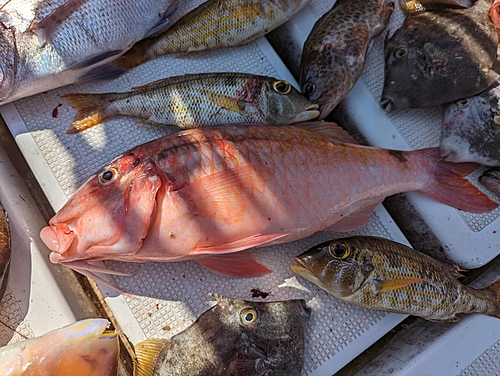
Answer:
[
  {"left": 398, "top": 0, "right": 470, "bottom": 14},
  {"left": 381, "top": 0, "right": 498, "bottom": 112},
  {"left": 0, "top": 202, "right": 10, "bottom": 302},
  {"left": 441, "top": 81, "right": 500, "bottom": 166},
  {"left": 38, "top": 123, "right": 497, "bottom": 283},
  {"left": 0, "top": 0, "right": 178, "bottom": 104},
  {"left": 117, "top": 0, "right": 311, "bottom": 68},
  {"left": 300, "top": 0, "right": 394, "bottom": 120},
  {"left": 63, "top": 72, "right": 319, "bottom": 134},
  {"left": 134, "top": 295, "right": 311, "bottom": 376},
  {"left": 0, "top": 319, "right": 119, "bottom": 375},
  {"left": 480, "top": 167, "right": 500, "bottom": 196},
  {"left": 292, "top": 236, "right": 500, "bottom": 321}
]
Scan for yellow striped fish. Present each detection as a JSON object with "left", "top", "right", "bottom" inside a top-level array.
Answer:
[
  {"left": 116, "top": 0, "right": 311, "bottom": 68},
  {"left": 291, "top": 236, "right": 500, "bottom": 321}
]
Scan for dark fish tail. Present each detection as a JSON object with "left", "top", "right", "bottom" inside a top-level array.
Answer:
[
  {"left": 419, "top": 148, "right": 498, "bottom": 213},
  {"left": 115, "top": 41, "right": 153, "bottom": 69},
  {"left": 62, "top": 93, "right": 115, "bottom": 134}
]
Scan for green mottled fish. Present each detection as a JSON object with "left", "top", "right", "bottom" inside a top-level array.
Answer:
[
  {"left": 62, "top": 72, "right": 319, "bottom": 134},
  {"left": 116, "top": 0, "right": 311, "bottom": 68},
  {"left": 292, "top": 236, "right": 500, "bottom": 321}
]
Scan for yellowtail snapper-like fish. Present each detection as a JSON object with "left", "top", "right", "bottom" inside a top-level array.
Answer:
[
  {"left": 63, "top": 72, "right": 319, "bottom": 134},
  {"left": 134, "top": 295, "right": 311, "bottom": 376},
  {"left": 292, "top": 236, "right": 500, "bottom": 321}
]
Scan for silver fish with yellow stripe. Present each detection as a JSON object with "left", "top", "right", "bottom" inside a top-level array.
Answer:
[
  {"left": 116, "top": 0, "right": 311, "bottom": 68},
  {"left": 63, "top": 72, "right": 319, "bottom": 133},
  {"left": 292, "top": 236, "right": 500, "bottom": 321}
]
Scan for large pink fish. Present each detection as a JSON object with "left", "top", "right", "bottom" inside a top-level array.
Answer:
[{"left": 40, "top": 124, "right": 497, "bottom": 283}]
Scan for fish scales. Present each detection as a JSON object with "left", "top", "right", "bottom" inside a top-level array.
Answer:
[
  {"left": 300, "top": 0, "right": 394, "bottom": 120},
  {"left": 292, "top": 236, "right": 500, "bottom": 321},
  {"left": 117, "top": 0, "right": 311, "bottom": 68}
]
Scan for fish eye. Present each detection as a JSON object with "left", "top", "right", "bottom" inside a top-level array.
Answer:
[
  {"left": 273, "top": 80, "right": 292, "bottom": 94},
  {"left": 98, "top": 167, "right": 119, "bottom": 185},
  {"left": 302, "top": 82, "right": 316, "bottom": 96},
  {"left": 456, "top": 98, "right": 469, "bottom": 108},
  {"left": 240, "top": 308, "right": 258, "bottom": 325},
  {"left": 393, "top": 47, "right": 408, "bottom": 59},
  {"left": 328, "top": 243, "right": 350, "bottom": 259}
]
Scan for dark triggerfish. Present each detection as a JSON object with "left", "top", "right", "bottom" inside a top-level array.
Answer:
[
  {"left": 292, "top": 236, "right": 500, "bottom": 321},
  {"left": 381, "top": 0, "right": 498, "bottom": 112},
  {"left": 133, "top": 295, "right": 311, "bottom": 376}
]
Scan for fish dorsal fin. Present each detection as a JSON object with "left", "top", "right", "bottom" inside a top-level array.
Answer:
[
  {"left": 134, "top": 338, "right": 166, "bottom": 376},
  {"left": 131, "top": 74, "right": 205, "bottom": 91},
  {"left": 298, "top": 121, "right": 359, "bottom": 144}
]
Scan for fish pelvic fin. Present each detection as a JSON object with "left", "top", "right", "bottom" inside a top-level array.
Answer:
[
  {"left": 420, "top": 148, "right": 498, "bottom": 213},
  {"left": 134, "top": 338, "right": 166, "bottom": 376},
  {"left": 62, "top": 93, "right": 114, "bottom": 134},
  {"left": 195, "top": 250, "right": 272, "bottom": 278}
]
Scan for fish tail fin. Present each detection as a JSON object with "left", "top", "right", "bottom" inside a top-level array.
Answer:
[
  {"left": 486, "top": 279, "right": 500, "bottom": 318},
  {"left": 115, "top": 42, "right": 152, "bottom": 69},
  {"left": 134, "top": 338, "right": 166, "bottom": 376},
  {"left": 62, "top": 93, "right": 114, "bottom": 134},
  {"left": 419, "top": 148, "right": 498, "bottom": 213}
]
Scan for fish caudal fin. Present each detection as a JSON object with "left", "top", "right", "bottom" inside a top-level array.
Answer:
[
  {"left": 62, "top": 93, "right": 114, "bottom": 134},
  {"left": 115, "top": 42, "right": 152, "bottom": 69},
  {"left": 487, "top": 279, "right": 500, "bottom": 318},
  {"left": 420, "top": 148, "right": 498, "bottom": 213},
  {"left": 195, "top": 250, "right": 272, "bottom": 278},
  {"left": 134, "top": 338, "right": 166, "bottom": 376}
]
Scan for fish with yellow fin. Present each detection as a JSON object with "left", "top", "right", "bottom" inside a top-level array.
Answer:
[{"left": 292, "top": 236, "right": 500, "bottom": 321}]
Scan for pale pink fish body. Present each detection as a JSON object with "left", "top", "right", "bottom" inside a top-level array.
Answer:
[{"left": 40, "top": 124, "right": 497, "bottom": 279}]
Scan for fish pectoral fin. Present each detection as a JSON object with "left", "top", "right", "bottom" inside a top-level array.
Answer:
[
  {"left": 192, "top": 233, "right": 288, "bottom": 254},
  {"left": 195, "top": 250, "right": 273, "bottom": 278},
  {"left": 371, "top": 277, "right": 426, "bottom": 294},
  {"left": 298, "top": 122, "right": 359, "bottom": 144},
  {"left": 206, "top": 92, "right": 247, "bottom": 114},
  {"left": 68, "top": 50, "right": 125, "bottom": 71},
  {"left": 134, "top": 338, "right": 167, "bottom": 376}
]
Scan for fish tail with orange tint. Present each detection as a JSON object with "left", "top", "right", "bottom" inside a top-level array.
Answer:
[
  {"left": 62, "top": 93, "right": 115, "bottom": 134},
  {"left": 419, "top": 148, "right": 497, "bottom": 213}
]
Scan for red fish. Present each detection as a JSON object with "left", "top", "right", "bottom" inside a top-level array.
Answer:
[{"left": 40, "top": 123, "right": 497, "bottom": 284}]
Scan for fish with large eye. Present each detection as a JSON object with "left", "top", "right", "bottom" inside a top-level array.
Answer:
[
  {"left": 98, "top": 168, "right": 119, "bottom": 185},
  {"left": 292, "top": 236, "right": 500, "bottom": 321},
  {"left": 133, "top": 295, "right": 311, "bottom": 376}
]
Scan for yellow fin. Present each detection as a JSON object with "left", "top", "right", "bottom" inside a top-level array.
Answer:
[
  {"left": 371, "top": 277, "right": 425, "bottom": 293},
  {"left": 206, "top": 92, "right": 246, "bottom": 114},
  {"left": 134, "top": 338, "right": 167, "bottom": 376}
]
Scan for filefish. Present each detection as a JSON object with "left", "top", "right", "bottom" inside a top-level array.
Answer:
[
  {"left": 292, "top": 236, "right": 500, "bottom": 321},
  {"left": 381, "top": 0, "right": 498, "bottom": 112},
  {"left": 299, "top": 0, "right": 394, "bottom": 120},
  {"left": 0, "top": 202, "right": 10, "bottom": 302},
  {"left": 38, "top": 123, "right": 497, "bottom": 285},
  {"left": 134, "top": 295, "right": 310, "bottom": 376},
  {"left": 62, "top": 72, "right": 319, "bottom": 134},
  {"left": 398, "top": 0, "right": 471, "bottom": 14},
  {"left": 0, "top": 319, "right": 119, "bottom": 375},
  {"left": 116, "top": 0, "right": 311, "bottom": 68},
  {"left": 0, "top": 0, "right": 179, "bottom": 104},
  {"left": 440, "top": 81, "right": 500, "bottom": 166},
  {"left": 480, "top": 167, "right": 500, "bottom": 196}
]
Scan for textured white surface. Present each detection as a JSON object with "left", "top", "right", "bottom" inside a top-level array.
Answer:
[
  {"left": 0, "top": 0, "right": 415, "bottom": 374},
  {"left": 267, "top": 0, "right": 500, "bottom": 268}
]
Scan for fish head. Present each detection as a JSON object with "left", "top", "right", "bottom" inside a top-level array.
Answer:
[
  {"left": 299, "top": 48, "right": 349, "bottom": 120},
  {"left": 40, "top": 152, "right": 162, "bottom": 267},
  {"left": 291, "top": 237, "right": 373, "bottom": 298},
  {"left": 260, "top": 78, "right": 319, "bottom": 124},
  {"left": 0, "top": 26, "right": 17, "bottom": 103}
]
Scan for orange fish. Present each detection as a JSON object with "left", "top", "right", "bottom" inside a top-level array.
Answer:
[{"left": 40, "top": 123, "right": 497, "bottom": 285}]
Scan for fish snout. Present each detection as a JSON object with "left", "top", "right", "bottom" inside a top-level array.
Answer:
[
  {"left": 40, "top": 223, "right": 76, "bottom": 259},
  {"left": 380, "top": 97, "right": 395, "bottom": 113},
  {"left": 291, "top": 103, "right": 320, "bottom": 123}
]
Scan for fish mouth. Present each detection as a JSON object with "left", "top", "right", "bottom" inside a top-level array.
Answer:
[
  {"left": 290, "top": 256, "right": 315, "bottom": 279},
  {"left": 290, "top": 104, "right": 320, "bottom": 123},
  {"left": 41, "top": 224, "right": 76, "bottom": 258},
  {"left": 380, "top": 97, "right": 395, "bottom": 113}
]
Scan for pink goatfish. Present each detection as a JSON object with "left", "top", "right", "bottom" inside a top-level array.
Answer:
[{"left": 40, "top": 123, "right": 497, "bottom": 286}]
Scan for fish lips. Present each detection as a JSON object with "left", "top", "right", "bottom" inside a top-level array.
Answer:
[
  {"left": 41, "top": 223, "right": 77, "bottom": 262},
  {"left": 290, "top": 104, "right": 320, "bottom": 123}
]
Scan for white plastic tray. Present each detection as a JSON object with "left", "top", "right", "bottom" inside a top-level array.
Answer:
[
  {"left": 267, "top": 0, "right": 500, "bottom": 269},
  {"left": 0, "top": 1, "right": 412, "bottom": 374}
]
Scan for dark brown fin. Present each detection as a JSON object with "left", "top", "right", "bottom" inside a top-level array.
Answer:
[
  {"left": 115, "top": 41, "right": 152, "bottom": 68},
  {"left": 62, "top": 93, "right": 112, "bottom": 134},
  {"left": 418, "top": 148, "right": 498, "bottom": 213},
  {"left": 134, "top": 338, "right": 166, "bottom": 376},
  {"left": 486, "top": 279, "right": 500, "bottom": 318}
]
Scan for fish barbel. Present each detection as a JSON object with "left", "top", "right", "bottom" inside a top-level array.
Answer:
[
  {"left": 0, "top": 0, "right": 179, "bottom": 104},
  {"left": 292, "top": 236, "right": 500, "bottom": 321},
  {"left": 0, "top": 319, "right": 119, "bottom": 375},
  {"left": 62, "top": 72, "right": 319, "bottom": 134},
  {"left": 441, "top": 81, "right": 500, "bottom": 166},
  {"left": 134, "top": 295, "right": 311, "bottom": 376},
  {"left": 116, "top": 0, "right": 311, "bottom": 68},
  {"left": 300, "top": 0, "right": 394, "bottom": 120},
  {"left": 0, "top": 202, "right": 10, "bottom": 302},
  {"left": 381, "top": 0, "right": 498, "bottom": 111},
  {"left": 39, "top": 123, "right": 497, "bottom": 284}
]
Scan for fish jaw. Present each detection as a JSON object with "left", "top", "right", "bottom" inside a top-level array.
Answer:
[{"left": 287, "top": 103, "right": 320, "bottom": 123}]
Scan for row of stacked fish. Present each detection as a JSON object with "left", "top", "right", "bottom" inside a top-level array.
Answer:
[{"left": 1, "top": 0, "right": 500, "bottom": 374}]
